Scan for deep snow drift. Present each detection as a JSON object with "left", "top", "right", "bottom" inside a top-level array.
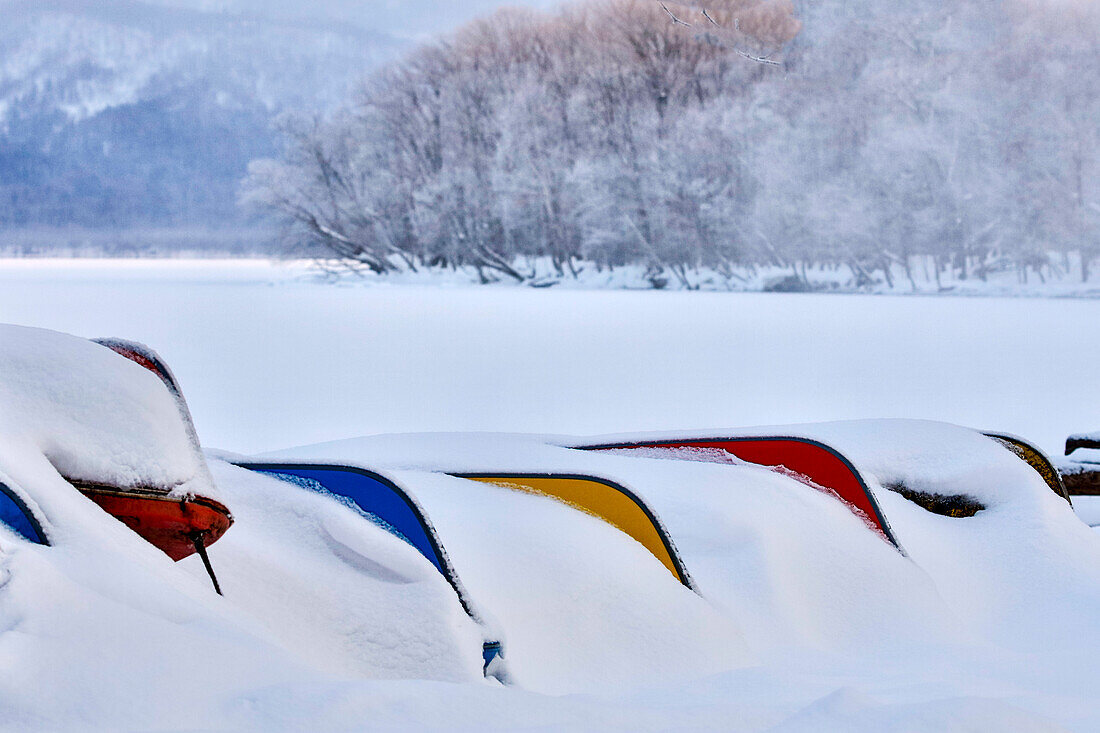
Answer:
[
  {"left": 8, "top": 412, "right": 1094, "bottom": 730},
  {"left": 3, "top": 266, "right": 1100, "bottom": 730},
  {"left": 0, "top": 325, "right": 487, "bottom": 729},
  {"left": 254, "top": 424, "right": 1100, "bottom": 728},
  {"left": 12, "top": 396, "right": 1100, "bottom": 729},
  {"left": 0, "top": 324, "right": 212, "bottom": 497}
]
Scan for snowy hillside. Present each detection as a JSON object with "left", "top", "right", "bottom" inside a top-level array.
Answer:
[
  {"left": 0, "top": 0, "right": 404, "bottom": 235},
  {"left": 139, "top": 0, "right": 561, "bottom": 40}
]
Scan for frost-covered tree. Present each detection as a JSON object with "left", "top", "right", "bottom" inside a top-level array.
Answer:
[{"left": 244, "top": 0, "right": 1100, "bottom": 286}]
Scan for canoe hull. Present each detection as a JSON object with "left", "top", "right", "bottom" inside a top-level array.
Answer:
[{"left": 76, "top": 486, "right": 232, "bottom": 561}]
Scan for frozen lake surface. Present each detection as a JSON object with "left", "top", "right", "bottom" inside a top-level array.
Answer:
[{"left": 1, "top": 258, "right": 1094, "bottom": 455}]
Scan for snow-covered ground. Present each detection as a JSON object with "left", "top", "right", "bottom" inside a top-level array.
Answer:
[
  {"left": 2, "top": 259, "right": 1100, "bottom": 731},
  {"left": 0, "top": 258, "right": 1095, "bottom": 455}
]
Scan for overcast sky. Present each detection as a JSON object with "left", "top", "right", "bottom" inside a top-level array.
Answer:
[{"left": 145, "top": 0, "right": 562, "bottom": 38}]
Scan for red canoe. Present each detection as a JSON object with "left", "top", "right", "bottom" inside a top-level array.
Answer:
[
  {"left": 577, "top": 436, "right": 901, "bottom": 550},
  {"left": 73, "top": 484, "right": 233, "bottom": 561}
]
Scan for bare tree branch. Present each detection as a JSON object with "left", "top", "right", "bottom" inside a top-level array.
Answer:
[
  {"left": 735, "top": 48, "right": 781, "bottom": 66},
  {"left": 656, "top": 2, "right": 788, "bottom": 67},
  {"left": 660, "top": 3, "right": 692, "bottom": 27}
]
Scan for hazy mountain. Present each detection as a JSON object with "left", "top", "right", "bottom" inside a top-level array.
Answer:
[
  {"left": 0, "top": 0, "right": 406, "bottom": 243},
  {"left": 137, "top": 0, "right": 562, "bottom": 39}
]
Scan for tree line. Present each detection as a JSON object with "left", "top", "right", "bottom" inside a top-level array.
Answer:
[{"left": 244, "top": 0, "right": 1100, "bottom": 288}]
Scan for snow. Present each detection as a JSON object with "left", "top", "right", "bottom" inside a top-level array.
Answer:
[
  {"left": 381, "top": 470, "right": 749, "bottom": 695},
  {"left": 1069, "top": 430, "right": 1100, "bottom": 441},
  {"left": 1074, "top": 496, "right": 1100, "bottom": 527},
  {"left": 256, "top": 424, "right": 1100, "bottom": 729},
  {"left": 0, "top": 323, "right": 211, "bottom": 496},
  {"left": 0, "top": 326, "right": 488, "bottom": 728},
  {"left": 196, "top": 462, "right": 486, "bottom": 682},
  {"left": 3, "top": 260, "right": 1100, "bottom": 730},
  {"left": 1, "top": 258, "right": 1098, "bottom": 457}
]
